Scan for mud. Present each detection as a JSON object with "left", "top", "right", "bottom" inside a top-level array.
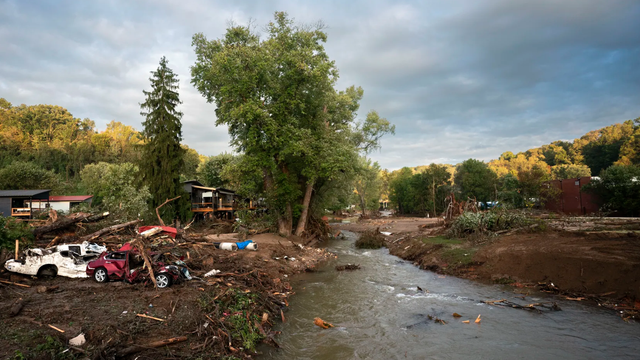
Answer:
[
  {"left": 336, "top": 215, "right": 640, "bottom": 305},
  {"left": 0, "top": 231, "right": 333, "bottom": 359}
]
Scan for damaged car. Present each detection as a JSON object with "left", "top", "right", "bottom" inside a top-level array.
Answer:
[
  {"left": 86, "top": 249, "right": 190, "bottom": 288},
  {"left": 4, "top": 241, "right": 107, "bottom": 278}
]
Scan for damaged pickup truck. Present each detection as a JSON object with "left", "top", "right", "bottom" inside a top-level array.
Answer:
[{"left": 4, "top": 241, "right": 107, "bottom": 278}]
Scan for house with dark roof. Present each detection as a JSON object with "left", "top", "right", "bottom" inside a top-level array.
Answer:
[
  {"left": 182, "top": 180, "right": 238, "bottom": 219},
  {"left": 25, "top": 195, "right": 93, "bottom": 213},
  {"left": 0, "top": 189, "right": 51, "bottom": 218}
]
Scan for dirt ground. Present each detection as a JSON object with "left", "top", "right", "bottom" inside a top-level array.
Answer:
[
  {"left": 336, "top": 215, "right": 640, "bottom": 313},
  {"left": 0, "top": 229, "right": 333, "bottom": 359}
]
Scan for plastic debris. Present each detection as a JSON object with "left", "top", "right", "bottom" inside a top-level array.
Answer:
[
  {"left": 314, "top": 317, "right": 334, "bottom": 329},
  {"left": 236, "top": 240, "right": 258, "bottom": 250},
  {"left": 204, "top": 269, "right": 221, "bottom": 277},
  {"left": 69, "top": 333, "right": 86, "bottom": 346}
]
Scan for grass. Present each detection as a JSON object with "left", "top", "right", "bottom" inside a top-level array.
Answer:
[
  {"left": 421, "top": 236, "right": 463, "bottom": 245},
  {"left": 440, "top": 248, "right": 476, "bottom": 266}
]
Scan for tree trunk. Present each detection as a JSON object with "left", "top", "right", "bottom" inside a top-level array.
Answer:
[
  {"left": 278, "top": 202, "right": 293, "bottom": 236},
  {"left": 79, "top": 219, "right": 142, "bottom": 242},
  {"left": 295, "top": 181, "right": 314, "bottom": 236},
  {"left": 359, "top": 192, "right": 367, "bottom": 217},
  {"left": 33, "top": 212, "right": 91, "bottom": 238}
]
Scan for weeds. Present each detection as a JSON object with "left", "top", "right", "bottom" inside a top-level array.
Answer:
[
  {"left": 441, "top": 248, "right": 476, "bottom": 266},
  {"left": 447, "top": 209, "right": 530, "bottom": 238}
]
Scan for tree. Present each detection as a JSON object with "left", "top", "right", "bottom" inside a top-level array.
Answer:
[
  {"left": 191, "top": 13, "right": 392, "bottom": 236},
  {"left": 140, "top": 56, "right": 188, "bottom": 222},
  {"left": 198, "top": 153, "right": 236, "bottom": 187},
  {"left": 388, "top": 167, "right": 414, "bottom": 214},
  {"left": 582, "top": 121, "right": 635, "bottom": 175},
  {"left": 582, "top": 164, "right": 640, "bottom": 216},
  {"left": 454, "top": 159, "right": 497, "bottom": 203},
  {"left": 551, "top": 164, "right": 591, "bottom": 180},
  {"left": 0, "top": 161, "right": 61, "bottom": 192},
  {"left": 354, "top": 157, "right": 382, "bottom": 216},
  {"left": 80, "top": 162, "right": 151, "bottom": 220}
]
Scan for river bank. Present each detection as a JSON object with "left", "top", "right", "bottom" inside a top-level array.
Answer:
[
  {"left": 334, "top": 215, "right": 640, "bottom": 319},
  {"left": 0, "top": 231, "right": 332, "bottom": 359}
]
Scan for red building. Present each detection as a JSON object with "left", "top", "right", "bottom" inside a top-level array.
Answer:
[{"left": 544, "top": 177, "right": 599, "bottom": 215}]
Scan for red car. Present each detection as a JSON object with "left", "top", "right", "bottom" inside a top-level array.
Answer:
[{"left": 86, "top": 250, "right": 183, "bottom": 288}]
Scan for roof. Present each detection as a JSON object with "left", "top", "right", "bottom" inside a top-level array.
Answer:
[
  {"left": 217, "top": 188, "right": 236, "bottom": 195},
  {"left": 183, "top": 180, "right": 204, "bottom": 186},
  {"left": 0, "top": 189, "right": 51, "bottom": 197},
  {"left": 192, "top": 185, "right": 216, "bottom": 191},
  {"left": 49, "top": 195, "right": 93, "bottom": 202}
]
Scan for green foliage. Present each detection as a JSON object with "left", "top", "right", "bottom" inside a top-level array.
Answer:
[
  {"left": 551, "top": 164, "right": 591, "bottom": 180},
  {"left": 355, "top": 229, "right": 385, "bottom": 249},
  {"left": 80, "top": 162, "right": 151, "bottom": 220},
  {"left": 447, "top": 209, "right": 529, "bottom": 238},
  {"left": 454, "top": 159, "right": 497, "bottom": 203},
  {"left": 0, "top": 216, "right": 34, "bottom": 251},
  {"left": 191, "top": 13, "right": 393, "bottom": 235},
  {"left": 140, "top": 56, "right": 189, "bottom": 222},
  {"left": 582, "top": 120, "right": 636, "bottom": 175},
  {"left": 198, "top": 152, "right": 236, "bottom": 188},
  {"left": 354, "top": 157, "right": 382, "bottom": 215},
  {"left": 0, "top": 161, "right": 61, "bottom": 192},
  {"left": 582, "top": 164, "right": 640, "bottom": 216}
]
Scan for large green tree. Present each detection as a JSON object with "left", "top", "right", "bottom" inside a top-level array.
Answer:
[
  {"left": 140, "top": 56, "right": 188, "bottom": 222},
  {"left": 191, "top": 12, "right": 392, "bottom": 236},
  {"left": 454, "top": 159, "right": 497, "bottom": 203}
]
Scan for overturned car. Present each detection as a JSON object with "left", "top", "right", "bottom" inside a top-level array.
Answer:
[{"left": 4, "top": 241, "right": 107, "bottom": 278}]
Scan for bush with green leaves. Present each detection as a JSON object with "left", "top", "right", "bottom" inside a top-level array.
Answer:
[
  {"left": 0, "top": 161, "right": 61, "bottom": 192},
  {"left": 447, "top": 209, "right": 529, "bottom": 238},
  {"left": 0, "top": 216, "right": 34, "bottom": 251}
]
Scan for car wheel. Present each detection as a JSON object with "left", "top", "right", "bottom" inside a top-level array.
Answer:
[
  {"left": 37, "top": 265, "right": 57, "bottom": 278},
  {"left": 155, "top": 273, "right": 171, "bottom": 288},
  {"left": 94, "top": 267, "right": 109, "bottom": 283}
]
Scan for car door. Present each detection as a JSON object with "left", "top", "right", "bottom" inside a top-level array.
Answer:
[{"left": 104, "top": 251, "right": 128, "bottom": 279}]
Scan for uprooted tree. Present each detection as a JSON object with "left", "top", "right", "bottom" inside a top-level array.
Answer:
[{"left": 191, "top": 12, "right": 393, "bottom": 236}]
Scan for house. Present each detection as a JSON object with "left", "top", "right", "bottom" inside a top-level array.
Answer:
[
  {"left": 47, "top": 195, "right": 93, "bottom": 212},
  {"left": 182, "top": 180, "right": 238, "bottom": 219},
  {"left": 0, "top": 189, "right": 51, "bottom": 218}
]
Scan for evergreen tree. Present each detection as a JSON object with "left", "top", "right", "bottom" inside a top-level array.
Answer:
[{"left": 140, "top": 57, "right": 189, "bottom": 222}]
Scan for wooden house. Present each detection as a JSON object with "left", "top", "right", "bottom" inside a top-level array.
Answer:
[
  {"left": 182, "top": 180, "right": 238, "bottom": 219},
  {"left": 0, "top": 189, "right": 51, "bottom": 218}
]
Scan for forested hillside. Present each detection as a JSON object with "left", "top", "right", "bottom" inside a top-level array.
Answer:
[{"left": 388, "top": 118, "right": 640, "bottom": 216}]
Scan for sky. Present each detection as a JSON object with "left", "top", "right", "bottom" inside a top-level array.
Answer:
[{"left": 1, "top": 0, "right": 639, "bottom": 170}]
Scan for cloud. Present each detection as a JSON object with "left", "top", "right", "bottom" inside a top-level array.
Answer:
[{"left": 0, "top": 0, "right": 638, "bottom": 168}]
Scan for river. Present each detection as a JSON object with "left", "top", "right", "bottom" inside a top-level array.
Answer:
[{"left": 259, "top": 230, "right": 639, "bottom": 359}]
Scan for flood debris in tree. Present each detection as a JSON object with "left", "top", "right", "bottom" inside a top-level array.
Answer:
[{"left": 355, "top": 228, "right": 386, "bottom": 249}]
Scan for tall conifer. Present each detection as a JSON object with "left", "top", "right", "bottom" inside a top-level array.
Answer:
[{"left": 140, "top": 56, "right": 188, "bottom": 221}]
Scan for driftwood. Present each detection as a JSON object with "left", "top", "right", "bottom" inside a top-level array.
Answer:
[
  {"left": 33, "top": 212, "right": 91, "bottom": 238},
  {"left": 483, "top": 299, "right": 561, "bottom": 312},
  {"left": 82, "top": 211, "right": 110, "bottom": 223},
  {"left": 0, "top": 279, "right": 31, "bottom": 288},
  {"left": 336, "top": 264, "right": 361, "bottom": 271},
  {"left": 117, "top": 336, "right": 188, "bottom": 357},
  {"left": 156, "top": 196, "right": 181, "bottom": 226},
  {"left": 79, "top": 219, "right": 141, "bottom": 242},
  {"left": 130, "top": 228, "right": 163, "bottom": 288}
]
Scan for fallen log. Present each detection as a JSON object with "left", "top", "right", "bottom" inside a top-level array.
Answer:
[
  {"left": 116, "top": 336, "right": 188, "bottom": 357},
  {"left": 82, "top": 211, "right": 110, "bottom": 223},
  {"left": 33, "top": 213, "right": 91, "bottom": 238},
  {"left": 78, "top": 219, "right": 141, "bottom": 242},
  {"left": 156, "top": 196, "right": 181, "bottom": 226}
]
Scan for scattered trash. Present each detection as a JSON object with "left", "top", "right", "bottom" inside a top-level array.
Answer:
[
  {"left": 462, "top": 320, "right": 470, "bottom": 324},
  {"left": 335, "top": 264, "right": 361, "bottom": 271},
  {"left": 475, "top": 315, "right": 481, "bottom": 323},
  {"left": 483, "top": 299, "right": 561, "bottom": 312},
  {"left": 137, "top": 313, "right": 165, "bottom": 322},
  {"left": 380, "top": 232, "right": 392, "bottom": 236},
  {"left": 427, "top": 314, "right": 447, "bottom": 325},
  {"left": 214, "top": 242, "right": 238, "bottom": 251},
  {"left": 452, "top": 313, "right": 462, "bottom": 318},
  {"left": 48, "top": 324, "right": 65, "bottom": 333},
  {"left": 204, "top": 269, "right": 221, "bottom": 277},
  {"left": 314, "top": 317, "right": 334, "bottom": 329},
  {"left": 69, "top": 333, "right": 86, "bottom": 346},
  {"left": 122, "top": 311, "right": 128, "bottom": 314},
  {"left": 236, "top": 240, "right": 258, "bottom": 250}
]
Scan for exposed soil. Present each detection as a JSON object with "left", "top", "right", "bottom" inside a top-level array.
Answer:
[
  {"left": 0, "top": 230, "right": 333, "bottom": 359},
  {"left": 335, "top": 215, "right": 640, "bottom": 313}
]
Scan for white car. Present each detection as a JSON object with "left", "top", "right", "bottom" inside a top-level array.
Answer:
[{"left": 4, "top": 241, "right": 107, "bottom": 278}]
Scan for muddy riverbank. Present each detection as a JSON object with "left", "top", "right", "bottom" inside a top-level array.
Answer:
[
  {"left": 335, "top": 215, "right": 640, "bottom": 316},
  {"left": 0, "top": 232, "right": 332, "bottom": 359}
]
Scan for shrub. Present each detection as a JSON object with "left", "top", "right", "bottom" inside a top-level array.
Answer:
[
  {"left": 355, "top": 229, "right": 385, "bottom": 249},
  {"left": 447, "top": 209, "right": 529, "bottom": 238}
]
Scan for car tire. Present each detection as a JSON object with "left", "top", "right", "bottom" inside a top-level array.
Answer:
[
  {"left": 155, "top": 273, "right": 171, "bottom": 288},
  {"left": 37, "top": 265, "right": 58, "bottom": 278},
  {"left": 94, "top": 267, "right": 109, "bottom": 283}
]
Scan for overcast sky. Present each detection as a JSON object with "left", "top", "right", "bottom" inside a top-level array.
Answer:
[{"left": 1, "top": 0, "right": 639, "bottom": 170}]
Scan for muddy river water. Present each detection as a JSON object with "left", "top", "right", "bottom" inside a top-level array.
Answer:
[{"left": 260, "top": 231, "right": 639, "bottom": 359}]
